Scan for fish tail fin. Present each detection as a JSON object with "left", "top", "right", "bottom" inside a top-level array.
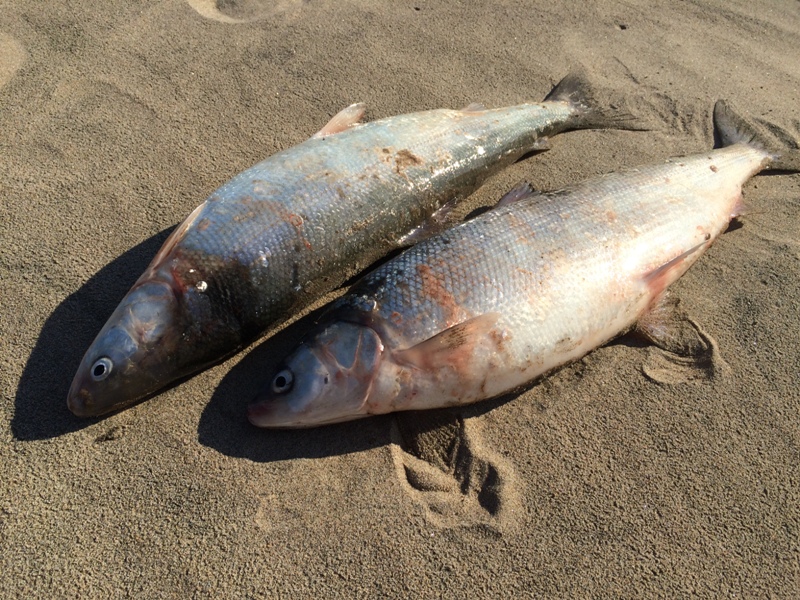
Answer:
[
  {"left": 544, "top": 71, "right": 647, "bottom": 132},
  {"left": 713, "top": 99, "right": 800, "bottom": 172},
  {"left": 712, "top": 100, "right": 766, "bottom": 150}
]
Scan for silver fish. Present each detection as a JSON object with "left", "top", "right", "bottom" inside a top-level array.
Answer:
[
  {"left": 249, "top": 101, "right": 780, "bottom": 428},
  {"left": 68, "top": 73, "right": 633, "bottom": 417}
]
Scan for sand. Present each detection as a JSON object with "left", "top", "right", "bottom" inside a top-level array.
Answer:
[{"left": 2, "top": 0, "right": 800, "bottom": 596}]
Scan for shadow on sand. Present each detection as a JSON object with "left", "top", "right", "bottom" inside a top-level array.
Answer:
[{"left": 11, "top": 227, "right": 175, "bottom": 441}]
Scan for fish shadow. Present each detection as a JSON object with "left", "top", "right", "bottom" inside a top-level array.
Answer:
[{"left": 11, "top": 227, "right": 175, "bottom": 441}]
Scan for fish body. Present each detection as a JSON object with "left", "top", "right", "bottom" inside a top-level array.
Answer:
[
  {"left": 68, "top": 73, "right": 628, "bottom": 416},
  {"left": 248, "top": 101, "right": 773, "bottom": 428}
]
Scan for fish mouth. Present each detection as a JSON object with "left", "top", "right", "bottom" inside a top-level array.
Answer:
[
  {"left": 247, "top": 398, "right": 368, "bottom": 429},
  {"left": 247, "top": 390, "right": 371, "bottom": 429},
  {"left": 247, "top": 395, "right": 312, "bottom": 429},
  {"left": 66, "top": 380, "right": 95, "bottom": 418},
  {"left": 247, "top": 398, "right": 276, "bottom": 427},
  {"left": 247, "top": 398, "right": 310, "bottom": 429}
]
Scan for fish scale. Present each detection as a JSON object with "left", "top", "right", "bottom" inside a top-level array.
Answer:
[
  {"left": 248, "top": 102, "right": 778, "bottom": 428},
  {"left": 353, "top": 146, "right": 761, "bottom": 362},
  {"left": 69, "top": 73, "right": 627, "bottom": 416}
]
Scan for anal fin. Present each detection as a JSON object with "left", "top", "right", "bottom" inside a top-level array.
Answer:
[
  {"left": 530, "top": 137, "right": 551, "bottom": 151},
  {"left": 313, "top": 103, "right": 366, "bottom": 138},
  {"left": 730, "top": 195, "right": 747, "bottom": 220}
]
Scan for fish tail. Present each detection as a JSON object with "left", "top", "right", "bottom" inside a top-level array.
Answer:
[
  {"left": 713, "top": 100, "right": 767, "bottom": 150},
  {"left": 713, "top": 99, "right": 800, "bottom": 172},
  {"left": 543, "top": 71, "right": 646, "bottom": 132}
]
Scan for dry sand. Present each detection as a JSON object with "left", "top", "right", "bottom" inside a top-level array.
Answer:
[{"left": 2, "top": 0, "right": 800, "bottom": 597}]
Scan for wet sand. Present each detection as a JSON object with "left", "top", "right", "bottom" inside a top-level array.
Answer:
[{"left": 2, "top": 0, "right": 800, "bottom": 596}]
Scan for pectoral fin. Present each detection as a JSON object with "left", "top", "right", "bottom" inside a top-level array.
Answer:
[
  {"left": 313, "top": 103, "right": 366, "bottom": 138},
  {"left": 393, "top": 313, "right": 501, "bottom": 371},
  {"left": 643, "top": 240, "right": 708, "bottom": 300}
]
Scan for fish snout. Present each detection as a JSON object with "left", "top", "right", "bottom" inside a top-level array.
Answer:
[
  {"left": 246, "top": 361, "right": 327, "bottom": 429},
  {"left": 67, "top": 358, "right": 115, "bottom": 417},
  {"left": 67, "top": 279, "right": 182, "bottom": 418}
]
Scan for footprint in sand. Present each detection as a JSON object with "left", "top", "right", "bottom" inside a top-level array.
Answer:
[
  {"left": 391, "top": 412, "right": 520, "bottom": 531},
  {"left": 185, "top": 0, "right": 304, "bottom": 23},
  {"left": 0, "top": 33, "right": 26, "bottom": 90}
]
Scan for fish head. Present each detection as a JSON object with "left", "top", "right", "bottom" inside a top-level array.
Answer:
[
  {"left": 67, "top": 280, "right": 183, "bottom": 417},
  {"left": 248, "top": 322, "right": 384, "bottom": 428}
]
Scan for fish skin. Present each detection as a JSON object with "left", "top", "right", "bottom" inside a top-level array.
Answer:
[
  {"left": 248, "top": 101, "right": 775, "bottom": 428},
  {"left": 68, "top": 73, "right": 629, "bottom": 417}
]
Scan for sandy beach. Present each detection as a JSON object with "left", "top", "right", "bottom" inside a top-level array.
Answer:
[{"left": 2, "top": 0, "right": 800, "bottom": 596}]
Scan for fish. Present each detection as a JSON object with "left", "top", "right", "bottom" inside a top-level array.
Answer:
[
  {"left": 68, "top": 73, "right": 636, "bottom": 417},
  {"left": 248, "top": 100, "right": 791, "bottom": 428}
]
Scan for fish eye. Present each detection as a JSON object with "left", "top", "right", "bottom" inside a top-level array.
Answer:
[
  {"left": 91, "top": 357, "right": 113, "bottom": 382},
  {"left": 272, "top": 369, "right": 294, "bottom": 394}
]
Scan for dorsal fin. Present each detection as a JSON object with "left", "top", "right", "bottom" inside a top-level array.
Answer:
[
  {"left": 460, "top": 102, "right": 487, "bottom": 113},
  {"left": 495, "top": 181, "right": 542, "bottom": 207},
  {"left": 313, "top": 103, "right": 366, "bottom": 138}
]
